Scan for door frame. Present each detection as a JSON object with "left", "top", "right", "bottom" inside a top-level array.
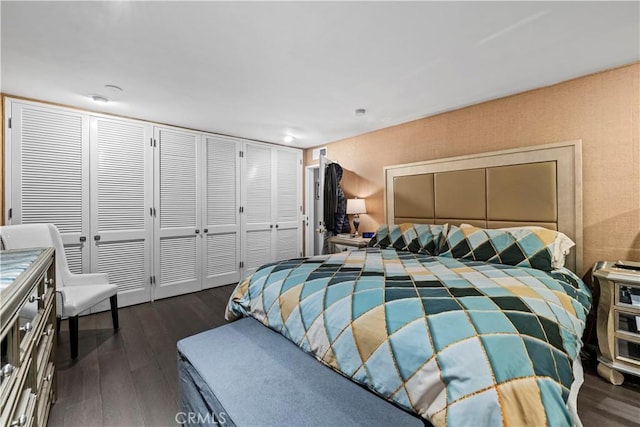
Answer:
[
  {"left": 153, "top": 125, "right": 204, "bottom": 300},
  {"left": 304, "top": 164, "right": 320, "bottom": 257}
]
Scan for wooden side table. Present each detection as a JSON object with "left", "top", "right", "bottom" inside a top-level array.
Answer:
[
  {"left": 593, "top": 262, "right": 640, "bottom": 385},
  {"left": 327, "top": 234, "right": 370, "bottom": 253}
]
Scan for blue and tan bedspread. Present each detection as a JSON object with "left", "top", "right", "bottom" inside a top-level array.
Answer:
[{"left": 226, "top": 248, "right": 591, "bottom": 426}]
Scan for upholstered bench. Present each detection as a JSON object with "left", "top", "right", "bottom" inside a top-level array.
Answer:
[{"left": 177, "top": 317, "right": 424, "bottom": 426}]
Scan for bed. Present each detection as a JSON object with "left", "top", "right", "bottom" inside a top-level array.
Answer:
[{"left": 178, "top": 141, "right": 590, "bottom": 426}]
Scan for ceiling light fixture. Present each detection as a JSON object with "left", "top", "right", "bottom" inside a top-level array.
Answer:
[
  {"left": 104, "top": 84, "right": 123, "bottom": 93},
  {"left": 91, "top": 95, "right": 110, "bottom": 104},
  {"left": 284, "top": 135, "right": 295, "bottom": 144},
  {"left": 355, "top": 108, "right": 366, "bottom": 117}
]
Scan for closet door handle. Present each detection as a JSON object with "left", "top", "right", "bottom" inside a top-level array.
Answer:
[
  {"left": 270, "top": 225, "right": 273, "bottom": 229},
  {"left": 204, "top": 229, "right": 209, "bottom": 233},
  {"left": 195, "top": 229, "right": 200, "bottom": 234},
  {"left": 94, "top": 235, "right": 101, "bottom": 241},
  {"left": 79, "top": 236, "right": 86, "bottom": 242},
  {"left": 275, "top": 224, "right": 279, "bottom": 229}
]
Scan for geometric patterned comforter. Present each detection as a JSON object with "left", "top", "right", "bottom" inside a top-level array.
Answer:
[{"left": 226, "top": 248, "right": 591, "bottom": 426}]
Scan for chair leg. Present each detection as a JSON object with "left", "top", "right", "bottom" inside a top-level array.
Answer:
[
  {"left": 110, "top": 295, "right": 119, "bottom": 331},
  {"left": 69, "top": 316, "right": 79, "bottom": 359},
  {"left": 56, "top": 316, "right": 61, "bottom": 334}
]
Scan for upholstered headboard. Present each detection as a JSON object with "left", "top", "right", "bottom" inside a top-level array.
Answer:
[{"left": 384, "top": 141, "right": 583, "bottom": 272}]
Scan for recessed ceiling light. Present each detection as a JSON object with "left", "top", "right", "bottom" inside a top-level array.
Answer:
[
  {"left": 284, "top": 135, "right": 295, "bottom": 143},
  {"left": 91, "top": 95, "right": 110, "bottom": 104},
  {"left": 104, "top": 84, "right": 123, "bottom": 93},
  {"left": 355, "top": 108, "right": 366, "bottom": 117}
]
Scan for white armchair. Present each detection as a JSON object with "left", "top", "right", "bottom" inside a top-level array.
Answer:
[{"left": 0, "top": 223, "right": 119, "bottom": 359}]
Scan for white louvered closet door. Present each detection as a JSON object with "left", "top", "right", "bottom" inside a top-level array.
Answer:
[
  {"left": 154, "top": 127, "right": 202, "bottom": 299},
  {"left": 9, "top": 102, "right": 90, "bottom": 273},
  {"left": 274, "top": 148, "right": 302, "bottom": 261},
  {"left": 242, "top": 143, "right": 274, "bottom": 276},
  {"left": 202, "top": 135, "right": 241, "bottom": 288},
  {"left": 90, "top": 117, "right": 153, "bottom": 308}
]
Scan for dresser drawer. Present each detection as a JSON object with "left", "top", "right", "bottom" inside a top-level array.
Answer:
[
  {"left": 615, "top": 282, "right": 640, "bottom": 309},
  {"left": 0, "top": 359, "right": 20, "bottom": 414},
  {"left": 36, "top": 362, "right": 54, "bottom": 427},
  {"left": 616, "top": 311, "right": 640, "bottom": 335},
  {"left": 8, "top": 387, "right": 37, "bottom": 427},
  {"left": 35, "top": 321, "right": 54, "bottom": 390},
  {"left": 17, "top": 287, "right": 54, "bottom": 363},
  {"left": 0, "top": 358, "right": 32, "bottom": 426},
  {"left": 616, "top": 337, "right": 640, "bottom": 366}
]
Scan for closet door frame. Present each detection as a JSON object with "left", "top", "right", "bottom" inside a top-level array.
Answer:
[
  {"left": 153, "top": 125, "right": 203, "bottom": 300},
  {"left": 4, "top": 97, "right": 304, "bottom": 303},
  {"left": 240, "top": 143, "right": 303, "bottom": 277},
  {"left": 273, "top": 147, "right": 303, "bottom": 261},
  {"left": 201, "top": 133, "right": 242, "bottom": 289},
  {"left": 241, "top": 142, "right": 275, "bottom": 277},
  {"left": 89, "top": 115, "right": 154, "bottom": 308},
  {"left": 6, "top": 99, "right": 91, "bottom": 273}
]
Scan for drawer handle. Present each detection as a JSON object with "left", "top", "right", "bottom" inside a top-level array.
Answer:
[
  {"left": 10, "top": 414, "right": 27, "bottom": 427},
  {"left": 42, "top": 329, "right": 52, "bottom": 337},
  {"left": 20, "top": 322, "right": 33, "bottom": 333},
  {"left": 46, "top": 278, "right": 54, "bottom": 286},
  {"left": 28, "top": 295, "right": 42, "bottom": 303},
  {"left": 44, "top": 374, "right": 53, "bottom": 382},
  {"left": 1, "top": 364, "right": 14, "bottom": 379}
]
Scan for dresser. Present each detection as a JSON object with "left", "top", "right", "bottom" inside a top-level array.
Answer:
[
  {"left": 1, "top": 248, "right": 57, "bottom": 427},
  {"left": 593, "top": 262, "right": 640, "bottom": 385}
]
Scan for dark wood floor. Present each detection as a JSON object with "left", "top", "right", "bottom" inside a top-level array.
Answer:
[{"left": 48, "top": 285, "right": 640, "bottom": 427}]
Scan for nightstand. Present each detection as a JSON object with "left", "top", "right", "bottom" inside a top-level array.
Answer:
[
  {"left": 327, "top": 234, "right": 370, "bottom": 253},
  {"left": 593, "top": 261, "right": 640, "bottom": 385}
]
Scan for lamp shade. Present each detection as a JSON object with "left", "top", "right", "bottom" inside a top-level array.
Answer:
[{"left": 346, "top": 198, "right": 367, "bottom": 215}]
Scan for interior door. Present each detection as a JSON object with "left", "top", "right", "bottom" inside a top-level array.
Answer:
[
  {"left": 317, "top": 154, "right": 328, "bottom": 255},
  {"left": 202, "top": 135, "right": 241, "bottom": 288},
  {"left": 9, "top": 101, "right": 90, "bottom": 273},
  {"left": 154, "top": 127, "right": 202, "bottom": 299},
  {"left": 242, "top": 142, "right": 273, "bottom": 276},
  {"left": 274, "top": 148, "right": 302, "bottom": 261},
  {"left": 90, "top": 116, "right": 153, "bottom": 308}
]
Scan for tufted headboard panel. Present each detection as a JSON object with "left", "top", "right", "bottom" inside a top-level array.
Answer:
[{"left": 385, "top": 141, "right": 583, "bottom": 272}]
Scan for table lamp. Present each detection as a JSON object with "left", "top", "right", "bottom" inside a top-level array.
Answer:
[{"left": 346, "top": 198, "right": 367, "bottom": 236}]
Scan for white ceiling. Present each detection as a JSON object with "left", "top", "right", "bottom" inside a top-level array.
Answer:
[{"left": 1, "top": 1, "right": 638, "bottom": 149}]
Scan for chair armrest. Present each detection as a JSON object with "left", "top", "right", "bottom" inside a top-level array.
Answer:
[{"left": 64, "top": 273, "right": 110, "bottom": 286}]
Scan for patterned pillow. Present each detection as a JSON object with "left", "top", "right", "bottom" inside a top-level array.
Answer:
[
  {"left": 497, "top": 226, "right": 575, "bottom": 269},
  {"left": 439, "top": 225, "right": 567, "bottom": 271},
  {"left": 367, "top": 224, "right": 402, "bottom": 249},
  {"left": 367, "top": 223, "right": 446, "bottom": 255}
]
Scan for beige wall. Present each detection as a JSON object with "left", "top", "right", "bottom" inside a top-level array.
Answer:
[
  {"left": 1, "top": 95, "right": 4, "bottom": 225},
  {"left": 304, "top": 63, "right": 640, "bottom": 276}
]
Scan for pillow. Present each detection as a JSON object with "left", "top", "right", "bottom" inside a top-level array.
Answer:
[
  {"left": 439, "top": 225, "right": 573, "bottom": 271},
  {"left": 367, "top": 224, "right": 402, "bottom": 249},
  {"left": 367, "top": 223, "right": 447, "bottom": 255},
  {"left": 495, "top": 226, "right": 574, "bottom": 269}
]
